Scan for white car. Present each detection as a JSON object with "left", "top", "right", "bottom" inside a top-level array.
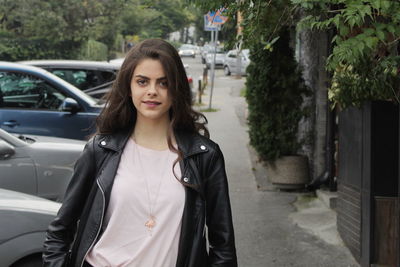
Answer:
[
  {"left": 205, "top": 47, "right": 226, "bottom": 69},
  {"left": 223, "top": 49, "right": 250, "bottom": 76},
  {"left": 0, "top": 188, "right": 60, "bottom": 267},
  {"left": 0, "top": 128, "right": 85, "bottom": 201},
  {"left": 178, "top": 44, "right": 196, "bottom": 58}
]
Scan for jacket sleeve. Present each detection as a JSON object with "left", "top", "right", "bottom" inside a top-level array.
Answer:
[
  {"left": 205, "top": 143, "right": 238, "bottom": 267},
  {"left": 43, "top": 137, "right": 97, "bottom": 267}
]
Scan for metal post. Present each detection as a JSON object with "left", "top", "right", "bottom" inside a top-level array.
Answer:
[{"left": 209, "top": 28, "right": 218, "bottom": 110}]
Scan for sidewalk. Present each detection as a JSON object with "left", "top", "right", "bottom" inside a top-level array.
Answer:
[{"left": 198, "top": 74, "right": 359, "bottom": 267}]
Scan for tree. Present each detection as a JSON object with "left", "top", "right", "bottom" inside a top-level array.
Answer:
[{"left": 293, "top": 0, "right": 400, "bottom": 108}]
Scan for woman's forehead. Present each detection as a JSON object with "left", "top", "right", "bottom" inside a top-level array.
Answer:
[{"left": 133, "top": 58, "right": 166, "bottom": 79}]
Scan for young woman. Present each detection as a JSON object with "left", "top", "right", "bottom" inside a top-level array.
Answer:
[{"left": 43, "top": 39, "right": 237, "bottom": 267}]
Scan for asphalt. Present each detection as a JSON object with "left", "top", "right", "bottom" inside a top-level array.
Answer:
[{"left": 197, "top": 72, "right": 359, "bottom": 267}]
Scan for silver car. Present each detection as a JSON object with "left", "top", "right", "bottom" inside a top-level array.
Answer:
[
  {"left": 205, "top": 47, "right": 226, "bottom": 69},
  {"left": 223, "top": 49, "right": 250, "bottom": 76},
  {"left": 0, "top": 188, "right": 60, "bottom": 267},
  {"left": 178, "top": 44, "right": 196, "bottom": 58},
  {"left": 0, "top": 129, "right": 85, "bottom": 201}
]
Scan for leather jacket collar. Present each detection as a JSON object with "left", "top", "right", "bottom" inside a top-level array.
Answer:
[{"left": 96, "top": 128, "right": 209, "bottom": 159}]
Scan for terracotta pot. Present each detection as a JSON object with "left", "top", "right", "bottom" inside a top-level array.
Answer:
[{"left": 265, "top": 155, "right": 310, "bottom": 189}]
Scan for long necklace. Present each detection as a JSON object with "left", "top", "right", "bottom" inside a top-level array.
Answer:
[{"left": 134, "top": 139, "right": 171, "bottom": 235}]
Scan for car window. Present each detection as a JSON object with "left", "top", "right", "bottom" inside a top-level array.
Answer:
[
  {"left": 228, "top": 52, "right": 237, "bottom": 58},
  {"left": 0, "top": 71, "right": 67, "bottom": 110},
  {"left": 50, "top": 69, "right": 116, "bottom": 90}
]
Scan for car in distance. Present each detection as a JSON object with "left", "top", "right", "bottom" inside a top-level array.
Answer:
[
  {"left": 0, "top": 61, "right": 102, "bottom": 140},
  {"left": 0, "top": 188, "right": 60, "bottom": 267},
  {"left": 178, "top": 44, "right": 196, "bottom": 58},
  {"left": 223, "top": 49, "right": 250, "bottom": 76},
  {"left": 19, "top": 60, "right": 119, "bottom": 99},
  {"left": 205, "top": 46, "right": 226, "bottom": 69},
  {"left": 200, "top": 44, "right": 213, "bottom": 64},
  {"left": 0, "top": 128, "right": 85, "bottom": 201}
]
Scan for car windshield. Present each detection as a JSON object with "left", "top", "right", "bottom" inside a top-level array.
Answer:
[
  {"left": 180, "top": 44, "right": 195, "bottom": 50},
  {"left": 208, "top": 47, "right": 225, "bottom": 53}
]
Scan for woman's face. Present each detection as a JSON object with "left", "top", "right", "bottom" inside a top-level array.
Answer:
[{"left": 130, "top": 58, "right": 172, "bottom": 123}]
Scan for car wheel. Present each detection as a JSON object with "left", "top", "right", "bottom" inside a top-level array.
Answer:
[
  {"left": 11, "top": 254, "right": 42, "bottom": 267},
  {"left": 224, "top": 66, "right": 231, "bottom": 76}
]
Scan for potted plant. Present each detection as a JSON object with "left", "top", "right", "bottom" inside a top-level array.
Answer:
[{"left": 246, "top": 27, "right": 311, "bottom": 189}]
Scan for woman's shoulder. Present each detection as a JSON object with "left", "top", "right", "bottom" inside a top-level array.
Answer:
[{"left": 179, "top": 131, "right": 221, "bottom": 155}]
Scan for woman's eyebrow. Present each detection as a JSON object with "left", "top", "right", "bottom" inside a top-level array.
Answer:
[{"left": 134, "top": 75, "right": 167, "bottom": 81}]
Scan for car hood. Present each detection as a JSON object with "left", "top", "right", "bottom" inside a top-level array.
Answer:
[
  {"left": 0, "top": 189, "right": 60, "bottom": 215},
  {"left": 0, "top": 189, "right": 60, "bottom": 245}
]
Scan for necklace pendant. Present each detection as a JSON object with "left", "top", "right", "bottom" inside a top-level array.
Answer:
[{"left": 145, "top": 216, "right": 156, "bottom": 230}]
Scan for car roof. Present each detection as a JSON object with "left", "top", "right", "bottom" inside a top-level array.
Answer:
[
  {"left": 19, "top": 60, "right": 120, "bottom": 70},
  {"left": 0, "top": 61, "right": 99, "bottom": 106}
]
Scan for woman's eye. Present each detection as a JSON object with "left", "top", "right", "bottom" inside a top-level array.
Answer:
[
  {"left": 137, "top": 79, "right": 147, "bottom": 86},
  {"left": 159, "top": 81, "right": 168, "bottom": 88}
]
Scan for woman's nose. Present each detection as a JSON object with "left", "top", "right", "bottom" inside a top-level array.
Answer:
[{"left": 147, "top": 83, "right": 157, "bottom": 95}]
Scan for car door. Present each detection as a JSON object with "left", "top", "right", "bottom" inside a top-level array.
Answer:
[
  {"left": 0, "top": 136, "right": 36, "bottom": 196},
  {"left": 227, "top": 51, "right": 237, "bottom": 71},
  {"left": 0, "top": 71, "right": 95, "bottom": 140}
]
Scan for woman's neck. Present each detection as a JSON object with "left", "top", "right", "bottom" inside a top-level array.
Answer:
[{"left": 132, "top": 117, "right": 173, "bottom": 150}]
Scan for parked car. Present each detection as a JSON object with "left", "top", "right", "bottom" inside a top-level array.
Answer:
[
  {"left": 0, "top": 128, "right": 85, "bottom": 201},
  {"left": 205, "top": 47, "right": 226, "bottom": 69},
  {"left": 178, "top": 44, "right": 196, "bottom": 58},
  {"left": 19, "top": 60, "right": 119, "bottom": 99},
  {"left": 0, "top": 188, "right": 60, "bottom": 267},
  {"left": 0, "top": 61, "right": 102, "bottom": 140},
  {"left": 223, "top": 49, "right": 250, "bottom": 76},
  {"left": 201, "top": 44, "right": 213, "bottom": 64}
]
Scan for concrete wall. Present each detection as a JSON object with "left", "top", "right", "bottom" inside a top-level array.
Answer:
[{"left": 297, "top": 29, "right": 330, "bottom": 180}]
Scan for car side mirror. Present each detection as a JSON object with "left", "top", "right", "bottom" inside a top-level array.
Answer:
[
  {"left": 61, "top": 98, "right": 80, "bottom": 113},
  {"left": 0, "top": 140, "right": 15, "bottom": 160}
]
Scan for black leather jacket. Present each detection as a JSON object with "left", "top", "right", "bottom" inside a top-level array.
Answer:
[{"left": 43, "top": 128, "right": 237, "bottom": 267}]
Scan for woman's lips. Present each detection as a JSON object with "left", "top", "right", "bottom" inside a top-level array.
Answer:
[{"left": 142, "top": 100, "right": 161, "bottom": 107}]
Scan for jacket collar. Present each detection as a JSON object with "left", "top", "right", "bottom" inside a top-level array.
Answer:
[
  {"left": 174, "top": 130, "right": 209, "bottom": 158},
  {"left": 96, "top": 128, "right": 209, "bottom": 158}
]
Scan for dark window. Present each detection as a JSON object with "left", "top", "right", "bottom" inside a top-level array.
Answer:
[
  {"left": 0, "top": 71, "right": 67, "bottom": 110},
  {"left": 49, "top": 69, "right": 116, "bottom": 90}
]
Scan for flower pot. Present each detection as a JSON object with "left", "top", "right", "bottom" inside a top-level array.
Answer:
[{"left": 265, "top": 155, "right": 309, "bottom": 189}]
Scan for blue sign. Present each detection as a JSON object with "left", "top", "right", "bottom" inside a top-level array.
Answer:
[
  {"left": 204, "top": 15, "right": 219, "bottom": 31},
  {"left": 206, "top": 9, "right": 228, "bottom": 25}
]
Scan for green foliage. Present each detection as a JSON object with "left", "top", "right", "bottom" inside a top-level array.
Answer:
[
  {"left": 192, "top": 0, "right": 310, "bottom": 161},
  {"left": 78, "top": 39, "right": 108, "bottom": 61},
  {"left": 0, "top": 0, "right": 195, "bottom": 60},
  {"left": 0, "top": 37, "right": 80, "bottom": 60},
  {"left": 246, "top": 30, "right": 310, "bottom": 161},
  {"left": 293, "top": 0, "right": 400, "bottom": 107}
]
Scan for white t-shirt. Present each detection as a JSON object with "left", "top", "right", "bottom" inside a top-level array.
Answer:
[{"left": 86, "top": 138, "right": 185, "bottom": 267}]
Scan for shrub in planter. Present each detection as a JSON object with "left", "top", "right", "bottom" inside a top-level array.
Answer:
[
  {"left": 246, "top": 28, "right": 311, "bottom": 187},
  {"left": 246, "top": 28, "right": 310, "bottom": 161}
]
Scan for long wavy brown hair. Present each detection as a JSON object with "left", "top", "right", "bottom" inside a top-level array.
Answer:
[{"left": 96, "top": 39, "right": 209, "bottom": 178}]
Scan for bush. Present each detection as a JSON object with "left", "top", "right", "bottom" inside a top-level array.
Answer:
[
  {"left": 78, "top": 39, "right": 108, "bottom": 61},
  {"left": 0, "top": 37, "right": 81, "bottom": 61},
  {"left": 246, "top": 28, "right": 310, "bottom": 161}
]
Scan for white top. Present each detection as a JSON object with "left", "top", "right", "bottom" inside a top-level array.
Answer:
[{"left": 86, "top": 138, "right": 185, "bottom": 267}]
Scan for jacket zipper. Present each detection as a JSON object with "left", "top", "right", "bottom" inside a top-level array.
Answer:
[{"left": 80, "top": 179, "right": 105, "bottom": 267}]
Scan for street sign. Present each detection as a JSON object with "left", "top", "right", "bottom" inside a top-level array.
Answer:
[
  {"left": 204, "top": 8, "right": 228, "bottom": 31},
  {"left": 206, "top": 9, "right": 228, "bottom": 25},
  {"left": 204, "top": 15, "right": 220, "bottom": 31}
]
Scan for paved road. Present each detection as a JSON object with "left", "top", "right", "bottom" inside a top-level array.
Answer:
[{"left": 181, "top": 56, "right": 359, "bottom": 267}]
